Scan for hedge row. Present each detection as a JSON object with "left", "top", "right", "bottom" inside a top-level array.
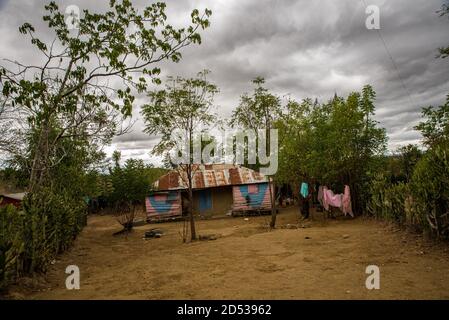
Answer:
[
  {"left": 367, "top": 144, "right": 449, "bottom": 238},
  {"left": 0, "top": 188, "right": 86, "bottom": 290}
]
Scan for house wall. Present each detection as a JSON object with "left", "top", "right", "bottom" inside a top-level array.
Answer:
[
  {"left": 147, "top": 183, "right": 271, "bottom": 219},
  {"left": 145, "top": 191, "right": 182, "bottom": 221},
  {"left": 193, "top": 186, "right": 233, "bottom": 217},
  {"left": 232, "top": 182, "right": 273, "bottom": 212}
]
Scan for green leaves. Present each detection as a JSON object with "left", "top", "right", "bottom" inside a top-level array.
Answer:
[
  {"left": 415, "top": 95, "right": 449, "bottom": 147},
  {"left": 437, "top": 3, "right": 449, "bottom": 58},
  {"left": 0, "top": 188, "right": 87, "bottom": 290},
  {"left": 18, "top": 22, "right": 35, "bottom": 34},
  {"left": 141, "top": 70, "right": 218, "bottom": 159},
  {"left": 1, "top": 1, "right": 213, "bottom": 202},
  {"left": 361, "top": 84, "right": 376, "bottom": 116},
  {"left": 408, "top": 142, "right": 449, "bottom": 237},
  {"left": 230, "top": 77, "right": 281, "bottom": 132},
  {"left": 108, "top": 157, "right": 153, "bottom": 207},
  {"left": 5, "top": 0, "right": 213, "bottom": 128},
  {"left": 275, "top": 85, "right": 387, "bottom": 214}
]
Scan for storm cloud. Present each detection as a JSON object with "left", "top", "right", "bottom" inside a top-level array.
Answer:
[{"left": 1, "top": 0, "right": 448, "bottom": 164}]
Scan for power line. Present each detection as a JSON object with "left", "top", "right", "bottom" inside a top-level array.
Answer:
[{"left": 361, "top": 0, "right": 416, "bottom": 109}]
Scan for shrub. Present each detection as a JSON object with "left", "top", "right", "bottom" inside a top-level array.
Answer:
[
  {"left": 367, "top": 143, "right": 449, "bottom": 240},
  {"left": 0, "top": 205, "right": 25, "bottom": 290},
  {"left": 366, "top": 174, "right": 409, "bottom": 225},
  {"left": 0, "top": 189, "right": 86, "bottom": 290},
  {"left": 410, "top": 143, "right": 449, "bottom": 238}
]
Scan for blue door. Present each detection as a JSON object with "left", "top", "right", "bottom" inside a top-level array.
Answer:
[{"left": 199, "top": 189, "right": 212, "bottom": 212}]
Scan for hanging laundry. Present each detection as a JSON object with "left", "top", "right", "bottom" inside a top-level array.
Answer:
[
  {"left": 323, "top": 187, "right": 342, "bottom": 211},
  {"left": 342, "top": 185, "right": 354, "bottom": 217},
  {"left": 300, "top": 182, "right": 309, "bottom": 198},
  {"left": 317, "top": 185, "right": 324, "bottom": 206},
  {"left": 322, "top": 186, "right": 329, "bottom": 211}
]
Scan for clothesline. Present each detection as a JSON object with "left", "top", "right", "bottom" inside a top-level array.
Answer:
[{"left": 317, "top": 185, "right": 354, "bottom": 217}]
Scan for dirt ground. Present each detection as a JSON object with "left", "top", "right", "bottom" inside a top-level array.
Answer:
[{"left": 6, "top": 207, "right": 449, "bottom": 300}]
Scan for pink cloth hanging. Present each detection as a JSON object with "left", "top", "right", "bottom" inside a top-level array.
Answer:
[
  {"left": 342, "top": 185, "right": 354, "bottom": 217},
  {"left": 323, "top": 186, "right": 342, "bottom": 211},
  {"left": 323, "top": 186, "right": 329, "bottom": 210}
]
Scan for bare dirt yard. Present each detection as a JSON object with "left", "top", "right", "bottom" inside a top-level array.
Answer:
[{"left": 6, "top": 207, "right": 449, "bottom": 299}]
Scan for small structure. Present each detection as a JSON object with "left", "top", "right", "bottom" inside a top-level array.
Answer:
[
  {"left": 146, "top": 164, "right": 273, "bottom": 222},
  {"left": 0, "top": 192, "right": 25, "bottom": 208}
]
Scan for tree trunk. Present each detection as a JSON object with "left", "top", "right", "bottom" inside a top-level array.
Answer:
[
  {"left": 29, "top": 125, "right": 47, "bottom": 193},
  {"left": 188, "top": 185, "right": 196, "bottom": 241},
  {"left": 265, "top": 122, "right": 277, "bottom": 229},
  {"left": 269, "top": 177, "right": 277, "bottom": 228},
  {"left": 187, "top": 163, "right": 197, "bottom": 241}
]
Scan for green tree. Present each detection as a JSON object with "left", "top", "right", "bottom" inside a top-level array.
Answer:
[
  {"left": 410, "top": 91, "right": 449, "bottom": 238},
  {"left": 108, "top": 152, "right": 152, "bottom": 233},
  {"left": 141, "top": 70, "right": 218, "bottom": 241},
  {"left": 438, "top": 3, "right": 449, "bottom": 58},
  {"left": 397, "top": 144, "right": 423, "bottom": 182},
  {"left": 0, "top": 0, "right": 211, "bottom": 283},
  {"left": 276, "top": 85, "right": 387, "bottom": 214},
  {"left": 275, "top": 98, "right": 315, "bottom": 186},
  {"left": 230, "top": 77, "right": 281, "bottom": 141},
  {"left": 230, "top": 77, "right": 281, "bottom": 227},
  {"left": 410, "top": 142, "right": 449, "bottom": 238},
  {"left": 0, "top": 0, "right": 212, "bottom": 193},
  {"left": 414, "top": 95, "right": 449, "bottom": 147}
]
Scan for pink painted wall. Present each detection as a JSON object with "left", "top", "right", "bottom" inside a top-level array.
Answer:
[{"left": 232, "top": 183, "right": 273, "bottom": 211}]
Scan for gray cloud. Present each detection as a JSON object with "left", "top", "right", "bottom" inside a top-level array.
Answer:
[{"left": 1, "top": 0, "right": 449, "bottom": 165}]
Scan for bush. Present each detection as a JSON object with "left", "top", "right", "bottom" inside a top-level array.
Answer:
[
  {"left": 367, "top": 143, "right": 449, "bottom": 239},
  {"left": 410, "top": 143, "right": 449, "bottom": 238},
  {"left": 0, "top": 205, "right": 25, "bottom": 290},
  {"left": 366, "top": 174, "right": 409, "bottom": 225},
  {"left": 0, "top": 189, "right": 86, "bottom": 290}
]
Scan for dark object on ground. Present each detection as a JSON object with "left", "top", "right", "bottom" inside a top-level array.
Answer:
[
  {"left": 144, "top": 228, "right": 164, "bottom": 239},
  {"left": 305, "top": 236, "right": 311, "bottom": 239},
  {"left": 147, "top": 216, "right": 184, "bottom": 223},
  {"left": 199, "top": 234, "right": 219, "bottom": 241},
  {"left": 133, "top": 219, "right": 146, "bottom": 227},
  {"left": 232, "top": 208, "right": 278, "bottom": 217}
]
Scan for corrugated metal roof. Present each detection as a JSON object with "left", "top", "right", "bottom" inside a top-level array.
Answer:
[{"left": 154, "top": 164, "right": 269, "bottom": 191}]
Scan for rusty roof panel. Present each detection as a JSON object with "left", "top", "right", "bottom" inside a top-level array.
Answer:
[
  {"left": 214, "top": 170, "right": 227, "bottom": 186},
  {"left": 194, "top": 170, "right": 205, "bottom": 188},
  {"left": 157, "top": 174, "right": 169, "bottom": 190},
  {"left": 157, "top": 171, "right": 179, "bottom": 190},
  {"left": 240, "top": 168, "right": 253, "bottom": 184},
  {"left": 202, "top": 170, "right": 216, "bottom": 187},
  {"left": 154, "top": 164, "right": 268, "bottom": 191},
  {"left": 228, "top": 167, "right": 242, "bottom": 185},
  {"left": 252, "top": 170, "right": 263, "bottom": 181}
]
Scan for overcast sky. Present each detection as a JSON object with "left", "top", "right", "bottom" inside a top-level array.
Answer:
[{"left": 1, "top": 0, "right": 448, "bottom": 165}]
